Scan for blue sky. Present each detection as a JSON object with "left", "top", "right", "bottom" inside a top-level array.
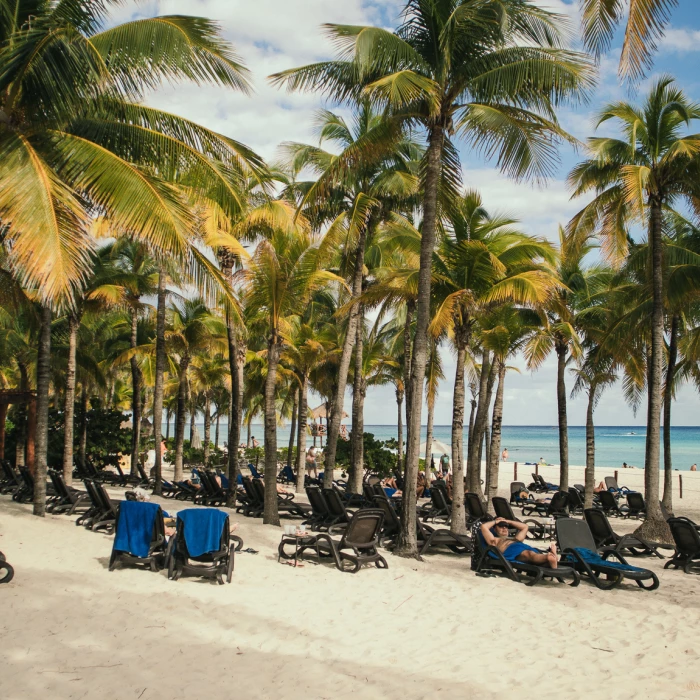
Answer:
[{"left": 113, "top": 0, "right": 700, "bottom": 425}]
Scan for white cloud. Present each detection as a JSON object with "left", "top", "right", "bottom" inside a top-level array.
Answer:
[{"left": 659, "top": 26, "right": 700, "bottom": 53}]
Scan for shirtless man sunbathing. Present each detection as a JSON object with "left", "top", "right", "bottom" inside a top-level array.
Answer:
[{"left": 480, "top": 517, "right": 558, "bottom": 569}]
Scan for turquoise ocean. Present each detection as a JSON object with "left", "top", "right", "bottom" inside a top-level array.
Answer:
[{"left": 190, "top": 422, "right": 699, "bottom": 471}]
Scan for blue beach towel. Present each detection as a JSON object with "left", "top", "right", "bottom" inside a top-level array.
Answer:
[
  {"left": 384, "top": 487, "right": 397, "bottom": 498},
  {"left": 236, "top": 473, "right": 243, "bottom": 485},
  {"left": 566, "top": 547, "right": 646, "bottom": 573},
  {"left": 177, "top": 508, "right": 228, "bottom": 558},
  {"left": 113, "top": 500, "right": 160, "bottom": 559},
  {"left": 249, "top": 463, "right": 262, "bottom": 479}
]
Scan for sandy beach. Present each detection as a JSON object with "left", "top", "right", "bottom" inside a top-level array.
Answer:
[{"left": 2, "top": 465, "right": 700, "bottom": 700}]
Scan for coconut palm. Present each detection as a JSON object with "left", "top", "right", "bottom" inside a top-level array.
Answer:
[
  {"left": 240, "top": 222, "right": 342, "bottom": 525},
  {"left": 568, "top": 77, "right": 700, "bottom": 539},
  {"left": 190, "top": 353, "right": 229, "bottom": 464},
  {"left": 581, "top": 0, "right": 678, "bottom": 82},
  {"left": 272, "top": 0, "right": 592, "bottom": 554},
  {"left": 430, "top": 191, "right": 557, "bottom": 531}
]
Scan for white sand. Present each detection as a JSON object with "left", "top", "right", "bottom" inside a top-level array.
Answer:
[{"left": 2, "top": 466, "right": 700, "bottom": 700}]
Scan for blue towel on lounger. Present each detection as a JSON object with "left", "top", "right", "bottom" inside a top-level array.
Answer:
[
  {"left": 566, "top": 547, "right": 646, "bottom": 572},
  {"left": 384, "top": 487, "right": 397, "bottom": 498},
  {"left": 113, "top": 500, "right": 160, "bottom": 559},
  {"left": 177, "top": 508, "right": 228, "bottom": 557},
  {"left": 498, "top": 541, "right": 540, "bottom": 562}
]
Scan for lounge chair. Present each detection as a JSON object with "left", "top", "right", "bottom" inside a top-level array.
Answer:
[
  {"left": 472, "top": 526, "right": 579, "bottom": 587},
  {"left": 584, "top": 508, "right": 666, "bottom": 558},
  {"left": 0, "top": 460, "right": 20, "bottom": 495},
  {"left": 521, "top": 490, "right": 568, "bottom": 519},
  {"left": 303, "top": 486, "right": 332, "bottom": 531},
  {"left": 251, "top": 478, "right": 310, "bottom": 518},
  {"left": 556, "top": 518, "right": 659, "bottom": 590},
  {"left": 109, "top": 501, "right": 167, "bottom": 572},
  {"left": 136, "top": 463, "right": 155, "bottom": 488},
  {"left": 509, "top": 481, "right": 535, "bottom": 506},
  {"left": 664, "top": 518, "right": 700, "bottom": 574},
  {"left": 321, "top": 488, "right": 355, "bottom": 533},
  {"left": 237, "top": 476, "right": 263, "bottom": 517},
  {"left": 491, "top": 497, "right": 545, "bottom": 540},
  {"left": 167, "top": 508, "right": 236, "bottom": 584},
  {"left": 248, "top": 463, "right": 263, "bottom": 479},
  {"left": 530, "top": 473, "right": 558, "bottom": 493},
  {"left": 76, "top": 479, "right": 117, "bottom": 533},
  {"left": 419, "top": 483, "right": 451, "bottom": 523},
  {"left": 605, "top": 476, "right": 633, "bottom": 496},
  {"left": 0, "top": 551, "right": 14, "bottom": 584},
  {"left": 625, "top": 492, "right": 647, "bottom": 519},
  {"left": 194, "top": 470, "right": 231, "bottom": 507},
  {"left": 464, "top": 492, "right": 488, "bottom": 526},
  {"left": 567, "top": 487, "right": 585, "bottom": 515},
  {"left": 47, "top": 471, "right": 91, "bottom": 515},
  {"left": 277, "top": 465, "right": 296, "bottom": 484},
  {"left": 597, "top": 490, "right": 630, "bottom": 517},
  {"left": 286, "top": 508, "right": 388, "bottom": 574}
]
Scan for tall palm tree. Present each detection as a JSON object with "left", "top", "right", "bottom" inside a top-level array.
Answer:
[
  {"left": 240, "top": 221, "right": 341, "bottom": 524},
  {"left": 525, "top": 228, "right": 608, "bottom": 492},
  {"left": 190, "top": 353, "right": 229, "bottom": 464},
  {"left": 430, "top": 191, "right": 557, "bottom": 531},
  {"left": 568, "top": 77, "right": 700, "bottom": 540},
  {"left": 167, "top": 299, "right": 226, "bottom": 481},
  {"left": 272, "top": 0, "right": 592, "bottom": 555},
  {"left": 581, "top": 0, "right": 678, "bottom": 82}
]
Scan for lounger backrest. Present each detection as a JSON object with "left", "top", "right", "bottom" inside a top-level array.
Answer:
[
  {"left": 95, "top": 482, "right": 116, "bottom": 514},
  {"left": 363, "top": 483, "right": 375, "bottom": 502},
  {"left": 598, "top": 490, "right": 617, "bottom": 511},
  {"left": 241, "top": 476, "right": 259, "bottom": 505},
  {"left": 536, "top": 474, "right": 548, "bottom": 488},
  {"left": 176, "top": 513, "right": 229, "bottom": 561},
  {"left": 114, "top": 503, "right": 165, "bottom": 553},
  {"left": 556, "top": 517, "right": 597, "bottom": 552},
  {"left": 137, "top": 463, "right": 149, "bottom": 482},
  {"left": 248, "top": 463, "right": 262, "bottom": 479},
  {"left": 83, "top": 479, "right": 102, "bottom": 509},
  {"left": 574, "top": 484, "right": 585, "bottom": 493},
  {"left": 568, "top": 487, "right": 584, "bottom": 508},
  {"left": 668, "top": 517, "right": 700, "bottom": 556},
  {"left": 626, "top": 492, "right": 645, "bottom": 512},
  {"left": 584, "top": 508, "right": 614, "bottom": 545},
  {"left": 1, "top": 460, "right": 18, "bottom": 484},
  {"left": 372, "top": 495, "right": 400, "bottom": 531},
  {"left": 549, "top": 490, "right": 568, "bottom": 513},
  {"left": 48, "top": 471, "right": 66, "bottom": 499},
  {"left": 19, "top": 466, "right": 34, "bottom": 490},
  {"left": 492, "top": 497, "right": 515, "bottom": 520},
  {"left": 604, "top": 476, "right": 619, "bottom": 491},
  {"left": 251, "top": 478, "right": 266, "bottom": 503},
  {"left": 431, "top": 485, "right": 449, "bottom": 511},
  {"left": 341, "top": 509, "right": 384, "bottom": 549},
  {"left": 465, "top": 492, "right": 487, "bottom": 519},
  {"left": 322, "top": 488, "right": 347, "bottom": 518},
  {"left": 306, "top": 486, "right": 328, "bottom": 517},
  {"left": 510, "top": 481, "right": 527, "bottom": 495}
]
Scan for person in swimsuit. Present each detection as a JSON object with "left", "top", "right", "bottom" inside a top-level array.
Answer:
[{"left": 480, "top": 517, "right": 558, "bottom": 568}]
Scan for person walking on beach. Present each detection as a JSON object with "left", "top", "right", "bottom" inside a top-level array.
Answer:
[
  {"left": 480, "top": 518, "right": 558, "bottom": 568},
  {"left": 440, "top": 453, "right": 450, "bottom": 475},
  {"left": 306, "top": 446, "right": 318, "bottom": 478},
  {"left": 251, "top": 435, "right": 259, "bottom": 448},
  {"left": 501, "top": 447, "right": 508, "bottom": 461}
]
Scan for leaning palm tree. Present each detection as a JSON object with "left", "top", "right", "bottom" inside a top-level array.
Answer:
[
  {"left": 568, "top": 76, "right": 700, "bottom": 540},
  {"left": 271, "top": 0, "right": 593, "bottom": 556},
  {"left": 581, "top": 0, "right": 678, "bottom": 82},
  {"left": 240, "top": 221, "right": 342, "bottom": 525}
]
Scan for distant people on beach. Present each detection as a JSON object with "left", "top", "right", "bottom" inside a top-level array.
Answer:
[
  {"left": 306, "top": 446, "right": 318, "bottom": 478},
  {"left": 440, "top": 453, "right": 450, "bottom": 474},
  {"left": 501, "top": 448, "right": 508, "bottom": 461},
  {"left": 538, "top": 457, "right": 546, "bottom": 465},
  {"left": 251, "top": 435, "right": 259, "bottom": 448},
  {"left": 691, "top": 464, "right": 697, "bottom": 472}
]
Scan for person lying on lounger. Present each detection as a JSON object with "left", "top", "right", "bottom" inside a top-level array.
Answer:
[{"left": 480, "top": 517, "right": 558, "bottom": 569}]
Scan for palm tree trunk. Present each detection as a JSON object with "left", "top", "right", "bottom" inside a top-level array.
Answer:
[
  {"left": 33, "top": 304, "right": 51, "bottom": 517},
  {"left": 468, "top": 397, "right": 476, "bottom": 447},
  {"left": 398, "top": 124, "right": 445, "bottom": 557},
  {"left": 203, "top": 391, "right": 212, "bottom": 464},
  {"left": 26, "top": 397, "right": 35, "bottom": 472},
  {"left": 215, "top": 411, "right": 220, "bottom": 451},
  {"left": 129, "top": 307, "right": 142, "bottom": 477},
  {"left": 62, "top": 313, "right": 79, "bottom": 485},
  {"left": 287, "top": 387, "right": 298, "bottom": 471},
  {"left": 263, "top": 336, "right": 281, "bottom": 525},
  {"left": 638, "top": 197, "right": 670, "bottom": 540},
  {"left": 165, "top": 409, "right": 171, "bottom": 441},
  {"left": 350, "top": 313, "right": 365, "bottom": 494},
  {"left": 226, "top": 316, "right": 238, "bottom": 480},
  {"left": 467, "top": 349, "right": 491, "bottom": 497},
  {"left": 424, "top": 399, "right": 435, "bottom": 478},
  {"left": 78, "top": 388, "right": 88, "bottom": 469},
  {"left": 396, "top": 387, "right": 404, "bottom": 472},
  {"left": 174, "top": 359, "right": 189, "bottom": 482},
  {"left": 486, "top": 360, "right": 506, "bottom": 505},
  {"left": 324, "top": 229, "right": 367, "bottom": 483},
  {"left": 189, "top": 405, "right": 196, "bottom": 446},
  {"left": 662, "top": 314, "right": 678, "bottom": 511},
  {"left": 584, "top": 383, "right": 597, "bottom": 509},
  {"left": 0, "top": 403, "right": 7, "bottom": 460},
  {"left": 295, "top": 375, "right": 308, "bottom": 494},
  {"left": 450, "top": 331, "right": 468, "bottom": 535},
  {"left": 152, "top": 271, "right": 167, "bottom": 495},
  {"left": 555, "top": 342, "right": 569, "bottom": 492},
  {"left": 403, "top": 300, "right": 414, "bottom": 445}
]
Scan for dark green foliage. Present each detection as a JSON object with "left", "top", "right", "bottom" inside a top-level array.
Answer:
[{"left": 335, "top": 432, "right": 395, "bottom": 476}]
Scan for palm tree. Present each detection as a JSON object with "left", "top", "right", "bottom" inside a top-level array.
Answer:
[
  {"left": 190, "top": 353, "right": 229, "bottom": 464},
  {"left": 430, "top": 191, "right": 557, "bottom": 531},
  {"left": 167, "top": 299, "right": 226, "bottom": 482},
  {"left": 241, "top": 222, "right": 341, "bottom": 524},
  {"left": 423, "top": 338, "right": 444, "bottom": 475},
  {"left": 0, "top": 2, "right": 264, "bottom": 308},
  {"left": 272, "top": 0, "right": 592, "bottom": 555},
  {"left": 568, "top": 77, "right": 700, "bottom": 540},
  {"left": 581, "top": 0, "right": 678, "bottom": 82}
]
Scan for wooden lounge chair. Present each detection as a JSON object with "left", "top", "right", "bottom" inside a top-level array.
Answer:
[
  {"left": 0, "top": 550, "right": 14, "bottom": 584},
  {"left": 664, "top": 517, "right": 700, "bottom": 574},
  {"left": 472, "top": 526, "right": 579, "bottom": 587},
  {"left": 167, "top": 508, "right": 236, "bottom": 584},
  {"left": 491, "top": 497, "right": 545, "bottom": 540},
  {"left": 294, "top": 509, "right": 388, "bottom": 574},
  {"left": 109, "top": 502, "right": 167, "bottom": 572},
  {"left": 555, "top": 518, "right": 659, "bottom": 590},
  {"left": 584, "top": 508, "right": 667, "bottom": 558},
  {"left": 521, "top": 490, "right": 568, "bottom": 519}
]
